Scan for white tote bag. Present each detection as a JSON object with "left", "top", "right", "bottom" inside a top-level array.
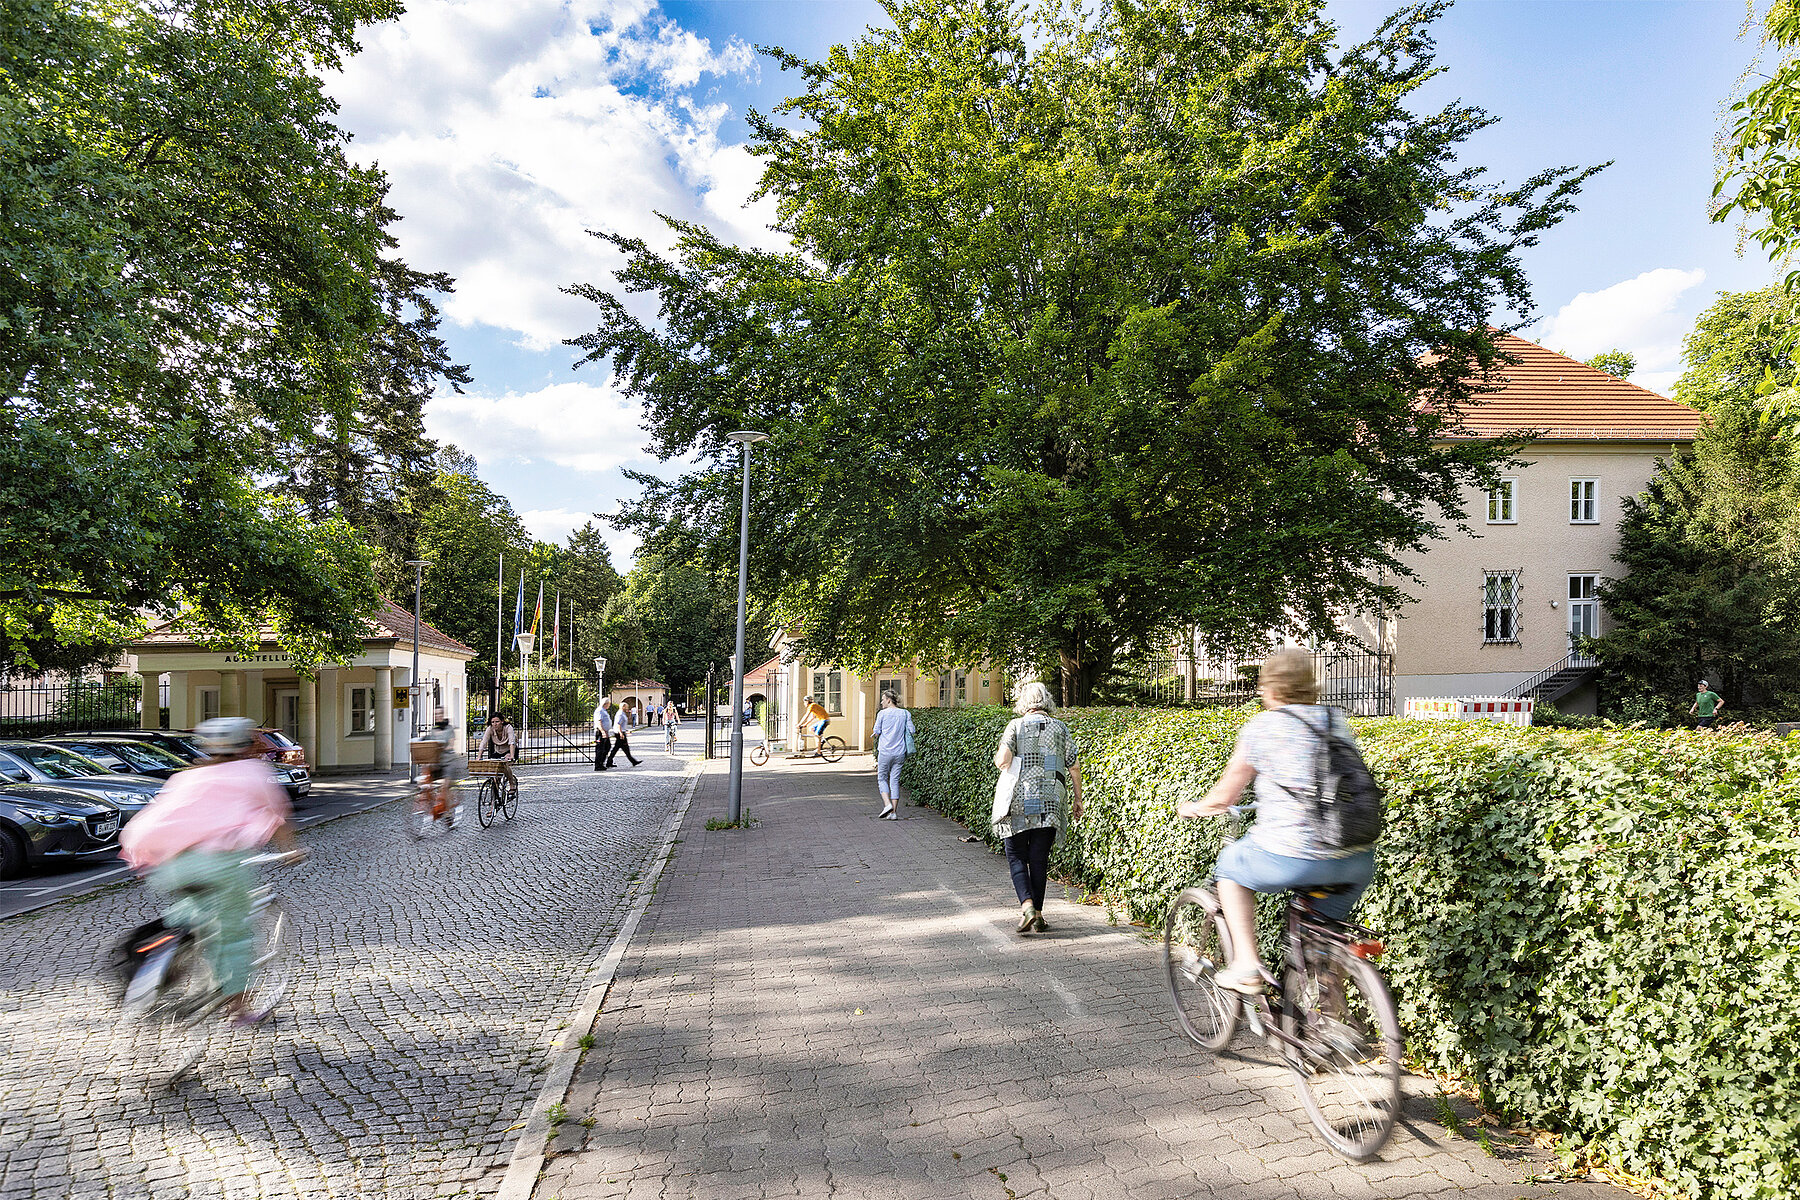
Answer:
[{"left": 990, "top": 759, "right": 1020, "bottom": 826}]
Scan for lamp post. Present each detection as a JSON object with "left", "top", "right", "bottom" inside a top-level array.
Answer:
[
  {"left": 406, "top": 560, "right": 429, "bottom": 784},
  {"left": 515, "top": 631, "right": 535, "bottom": 759},
  {"left": 724, "top": 430, "right": 768, "bottom": 823}
]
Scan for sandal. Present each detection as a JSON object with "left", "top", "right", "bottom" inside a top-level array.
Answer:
[{"left": 1217, "top": 966, "right": 1267, "bottom": 995}]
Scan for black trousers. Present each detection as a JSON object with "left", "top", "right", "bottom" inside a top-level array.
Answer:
[
  {"left": 1004, "top": 827, "right": 1056, "bottom": 908},
  {"left": 609, "top": 731, "right": 638, "bottom": 766},
  {"left": 593, "top": 733, "right": 609, "bottom": 770}
]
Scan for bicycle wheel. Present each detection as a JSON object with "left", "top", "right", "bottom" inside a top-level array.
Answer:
[
  {"left": 477, "top": 778, "right": 499, "bottom": 828},
  {"left": 405, "top": 792, "right": 431, "bottom": 840},
  {"left": 1281, "top": 944, "right": 1403, "bottom": 1161},
  {"left": 749, "top": 744, "right": 768, "bottom": 767},
  {"left": 239, "top": 896, "right": 296, "bottom": 1022},
  {"left": 819, "top": 736, "right": 846, "bottom": 764},
  {"left": 1162, "top": 887, "right": 1241, "bottom": 1051},
  {"left": 500, "top": 777, "right": 519, "bottom": 820},
  {"left": 140, "top": 938, "right": 221, "bottom": 1086}
]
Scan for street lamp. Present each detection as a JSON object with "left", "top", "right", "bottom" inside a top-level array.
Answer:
[
  {"left": 515, "top": 630, "right": 535, "bottom": 757},
  {"left": 725, "top": 430, "right": 769, "bottom": 823},
  {"left": 406, "top": 560, "right": 430, "bottom": 784}
]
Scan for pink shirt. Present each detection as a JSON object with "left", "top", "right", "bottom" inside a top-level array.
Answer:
[{"left": 120, "top": 758, "right": 291, "bottom": 872}]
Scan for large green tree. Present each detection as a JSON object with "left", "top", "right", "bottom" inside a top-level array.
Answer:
[
  {"left": 1591, "top": 404, "right": 1800, "bottom": 717},
  {"left": 1672, "top": 285, "right": 1800, "bottom": 412},
  {"left": 569, "top": 0, "right": 1595, "bottom": 701},
  {"left": 0, "top": 0, "right": 410, "bottom": 672}
]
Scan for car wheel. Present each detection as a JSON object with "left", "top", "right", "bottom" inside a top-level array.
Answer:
[{"left": 0, "top": 828, "right": 25, "bottom": 881}]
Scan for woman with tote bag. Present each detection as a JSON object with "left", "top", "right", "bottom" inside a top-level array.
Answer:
[
  {"left": 870, "top": 690, "right": 916, "bottom": 819},
  {"left": 991, "top": 682, "right": 1082, "bottom": 934}
]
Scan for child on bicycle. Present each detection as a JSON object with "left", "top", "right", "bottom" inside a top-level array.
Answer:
[
  {"left": 1176, "top": 648, "right": 1379, "bottom": 994},
  {"left": 119, "top": 718, "right": 305, "bottom": 1024}
]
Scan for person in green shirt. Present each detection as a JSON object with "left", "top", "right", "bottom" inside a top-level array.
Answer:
[{"left": 1689, "top": 681, "right": 1725, "bottom": 729}]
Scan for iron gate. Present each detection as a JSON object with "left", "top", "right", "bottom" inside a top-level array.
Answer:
[{"left": 465, "top": 668, "right": 598, "bottom": 764}]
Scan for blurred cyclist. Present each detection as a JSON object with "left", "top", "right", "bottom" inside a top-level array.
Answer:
[
  {"left": 418, "top": 706, "right": 463, "bottom": 813},
  {"left": 119, "top": 717, "right": 303, "bottom": 1023},
  {"left": 1176, "top": 648, "right": 1380, "bottom": 994}
]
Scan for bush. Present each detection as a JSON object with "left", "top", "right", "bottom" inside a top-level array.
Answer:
[{"left": 903, "top": 705, "right": 1800, "bottom": 1200}]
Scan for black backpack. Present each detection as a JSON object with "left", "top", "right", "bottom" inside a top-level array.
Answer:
[{"left": 1275, "top": 707, "right": 1385, "bottom": 851}]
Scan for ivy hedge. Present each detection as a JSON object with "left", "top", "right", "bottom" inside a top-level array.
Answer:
[{"left": 901, "top": 705, "right": 1800, "bottom": 1200}]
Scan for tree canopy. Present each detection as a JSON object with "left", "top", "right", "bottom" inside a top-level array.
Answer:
[
  {"left": 0, "top": 0, "right": 423, "bottom": 673},
  {"left": 568, "top": 0, "right": 1596, "bottom": 701}
]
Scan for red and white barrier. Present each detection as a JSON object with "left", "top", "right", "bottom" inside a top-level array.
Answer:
[{"left": 1404, "top": 696, "right": 1534, "bottom": 727}]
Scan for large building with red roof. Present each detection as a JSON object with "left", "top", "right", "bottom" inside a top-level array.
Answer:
[{"left": 1374, "top": 332, "right": 1704, "bottom": 710}]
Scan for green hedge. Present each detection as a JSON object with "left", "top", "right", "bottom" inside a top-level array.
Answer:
[{"left": 902, "top": 705, "right": 1800, "bottom": 1200}]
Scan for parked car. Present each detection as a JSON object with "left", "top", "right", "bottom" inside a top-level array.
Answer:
[
  {"left": 0, "top": 742, "right": 159, "bottom": 823},
  {"left": 59, "top": 729, "right": 205, "bottom": 762},
  {"left": 0, "top": 781, "right": 122, "bottom": 879},
  {"left": 42, "top": 735, "right": 190, "bottom": 780}
]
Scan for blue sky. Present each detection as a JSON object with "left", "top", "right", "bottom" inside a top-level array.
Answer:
[{"left": 328, "top": 0, "right": 1780, "bottom": 568}]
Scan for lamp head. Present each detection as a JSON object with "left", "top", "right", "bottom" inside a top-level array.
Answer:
[
  {"left": 725, "top": 430, "right": 769, "bottom": 446},
  {"left": 406, "top": 559, "right": 430, "bottom": 568}
]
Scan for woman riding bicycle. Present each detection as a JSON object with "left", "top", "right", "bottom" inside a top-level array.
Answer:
[
  {"left": 1176, "top": 648, "right": 1379, "bottom": 994},
  {"left": 119, "top": 718, "right": 304, "bottom": 1024},
  {"left": 477, "top": 712, "right": 519, "bottom": 793}
]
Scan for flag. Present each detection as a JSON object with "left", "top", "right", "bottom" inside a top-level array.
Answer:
[
  {"left": 552, "top": 592, "right": 561, "bottom": 663},
  {"left": 512, "top": 571, "right": 525, "bottom": 661},
  {"left": 530, "top": 580, "right": 545, "bottom": 668}
]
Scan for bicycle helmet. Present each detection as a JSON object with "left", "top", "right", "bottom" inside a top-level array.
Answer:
[{"left": 193, "top": 716, "right": 257, "bottom": 755}]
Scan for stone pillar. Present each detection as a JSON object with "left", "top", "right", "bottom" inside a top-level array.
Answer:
[
  {"left": 317, "top": 668, "right": 340, "bottom": 770},
  {"left": 374, "top": 665, "right": 394, "bottom": 771},
  {"left": 242, "top": 669, "right": 266, "bottom": 725},
  {"left": 168, "top": 671, "right": 192, "bottom": 730},
  {"left": 854, "top": 673, "right": 876, "bottom": 752},
  {"left": 298, "top": 676, "right": 319, "bottom": 772},
  {"left": 220, "top": 669, "right": 245, "bottom": 719},
  {"left": 138, "top": 672, "right": 160, "bottom": 730}
]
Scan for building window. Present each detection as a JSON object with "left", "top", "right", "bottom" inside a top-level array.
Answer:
[
  {"left": 1569, "top": 478, "right": 1599, "bottom": 523},
  {"left": 349, "top": 686, "right": 374, "bottom": 734},
  {"left": 811, "top": 670, "right": 843, "bottom": 715},
  {"left": 1568, "top": 574, "right": 1599, "bottom": 657},
  {"left": 198, "top": 687, "right": 220, "bottom": 722},
  {"left": 1483, "top": 571, "right": 1522, "bottom": 643},
  {"left": 938, "top": 671, "right": 952, "bottom": 707},
  {"left": 954, "top": 669, "right": 969, "bottom": 706},
  {"left": 1487, "top": 479, "right": 1517, "bottom": 524}
]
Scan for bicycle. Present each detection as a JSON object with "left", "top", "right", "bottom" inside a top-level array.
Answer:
[
  {"left": 116, "top": 850, "right": 303, "bottom": 1087},
  {"left": 789, "top": 731, "right": 846, "bottom": 764},
  {"left": 406, "top": 739, "right": 462, "bottom": 839},
  {"left": 470, "top": 760, "right": 519, "bottom": 829},
  {"left": 1162, "top": 807, "right": 1402, "bottom": 1161},
  {"left": 747, "top": 729, "right": 776, "bottom": 766},
  {"left": 663, "top": 721, "right": 678, "bottom": 755}
]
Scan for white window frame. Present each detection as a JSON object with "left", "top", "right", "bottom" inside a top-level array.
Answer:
[
  {"left": 347, "top": 685, "right": 374, "bottom": 736},
  {"left": 811, "top": 669, "right": 844, "bottom": 716},
  {"left": 1486, "top": 478, "right": 1518, "bottom": 525},
  {"left": 1567, "top": 573, "right": 1599, "bottom": 658},
  {"left": 1569, "top": 478, "right": 1599, "bottom": 524},
  {"left": 1483, "top": 570, "right": 1522, "bottom": 644},
  {"left": 198, "top": 686, "right": 221, "bottom": 723}
]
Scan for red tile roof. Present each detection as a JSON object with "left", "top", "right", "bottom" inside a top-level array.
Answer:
[
  {"left": 136, "top": 600, "right": 477, "bottom": 658},
  {"left": 1446, "top": 333, "right": 1703, "bottom": 441}
]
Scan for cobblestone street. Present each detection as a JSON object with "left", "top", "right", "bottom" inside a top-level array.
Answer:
[{"left": 0, "top": 752, "right": 692, "bottom": 1200}]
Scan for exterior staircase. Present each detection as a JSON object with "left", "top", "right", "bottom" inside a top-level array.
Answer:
[{"left": 1509, "top": 654, "right": 1598, "bottom": 705}]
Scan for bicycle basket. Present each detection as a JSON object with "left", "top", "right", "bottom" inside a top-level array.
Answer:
[
  {"left": 408, "top": 738, "right": 442, "bottom": 765},
  {"left": 467, "top": 760, "right": 503, "bottom": 776}
]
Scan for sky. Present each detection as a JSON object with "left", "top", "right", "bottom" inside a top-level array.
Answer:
[{"left": 326, "top": 0, "right": 1782, "bottom": 568}]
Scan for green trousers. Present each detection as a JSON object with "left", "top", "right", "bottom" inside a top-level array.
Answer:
[{"left": 150, "top": 850, "right": 254, "bottom": 996}]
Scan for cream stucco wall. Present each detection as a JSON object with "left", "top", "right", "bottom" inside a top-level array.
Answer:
[
  {"left": 1392, "top": 441, "right": 1679, "bottom": 699},
  {"left": 772, "top": 651, "right": 1005, "bottom": 752}
]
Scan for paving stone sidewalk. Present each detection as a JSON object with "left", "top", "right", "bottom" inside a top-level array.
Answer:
[{"left": 537, "top": 758, "right": 1622, "bottom": 1200}]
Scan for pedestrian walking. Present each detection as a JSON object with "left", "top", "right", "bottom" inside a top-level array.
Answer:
[
  {"left": 592, "top": 697, "right": 615, "bottom": 771},
  {"left": 1689, "top": 680, "right": 1726, "bottom": 729},
  {"left": 991, "top": 681, "right": 1082, "bottom": 934},
  {"left": 871, "top": 690, "right": 915, "bottom": 819},
  {"left": 610, "top": 697, "right": 643, "bottom": 766}
]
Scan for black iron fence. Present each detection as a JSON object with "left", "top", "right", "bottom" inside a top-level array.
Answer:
[
  {"left": 1099, "top": 647, "right": 1395, "bottom": 716},
  {"left": 0, "top": 675, "right": 147, "bottom": 738},
  {"left": 466, "top": 668, "right": 598, "bottom": 764}
]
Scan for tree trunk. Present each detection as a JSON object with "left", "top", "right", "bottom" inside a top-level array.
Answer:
[{"left": 1057, "top": 645, "right": 1110, "bottom": 708}]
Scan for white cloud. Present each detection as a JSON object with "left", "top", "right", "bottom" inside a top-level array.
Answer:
[
  {"left": 520, "top": 507, "right": 592, "bottom": 544},
  {"left": 424, "top": 379, "right": 650, "bottom": 473},
  {"left": 1532, "top": 267, "right": 1708, "bottom": 388},
  {"left": 330, "top": 1, "right": 783, "bottom": 350}
]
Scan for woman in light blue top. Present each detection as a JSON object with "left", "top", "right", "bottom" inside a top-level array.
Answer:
[{"left": 870, "top": 690, "right": 915, "bottom": 819}]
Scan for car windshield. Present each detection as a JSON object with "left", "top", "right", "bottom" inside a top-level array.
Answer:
[
  {"left": 263, "top": 730, "right": 298, "bottom": 749},
  {"left": 11, "top": 745, "right": 107, "bottom": 779}
]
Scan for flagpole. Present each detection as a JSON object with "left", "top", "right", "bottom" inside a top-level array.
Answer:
[{"left": 494, "top": 552, "right": 504, "bottom": 719}]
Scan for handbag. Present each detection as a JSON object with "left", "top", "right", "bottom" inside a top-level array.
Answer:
[
  {"left": 903, "top": 715, "right": 917, "bottom": 756},
  {"left": 990, "top": 758, "right": 1020, "bottom": 826}
]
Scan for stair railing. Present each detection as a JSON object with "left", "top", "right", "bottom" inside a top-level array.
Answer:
[{"left": 1508, "top": 653, "right": 1575, "bottom": 701}]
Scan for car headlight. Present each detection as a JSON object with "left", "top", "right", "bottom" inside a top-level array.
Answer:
[
  {"left": 16, "top": 808, "right": 81, "bottom": 825},
  {"left": 102, "top": 791, "right": 143, "bottom": 807}
]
